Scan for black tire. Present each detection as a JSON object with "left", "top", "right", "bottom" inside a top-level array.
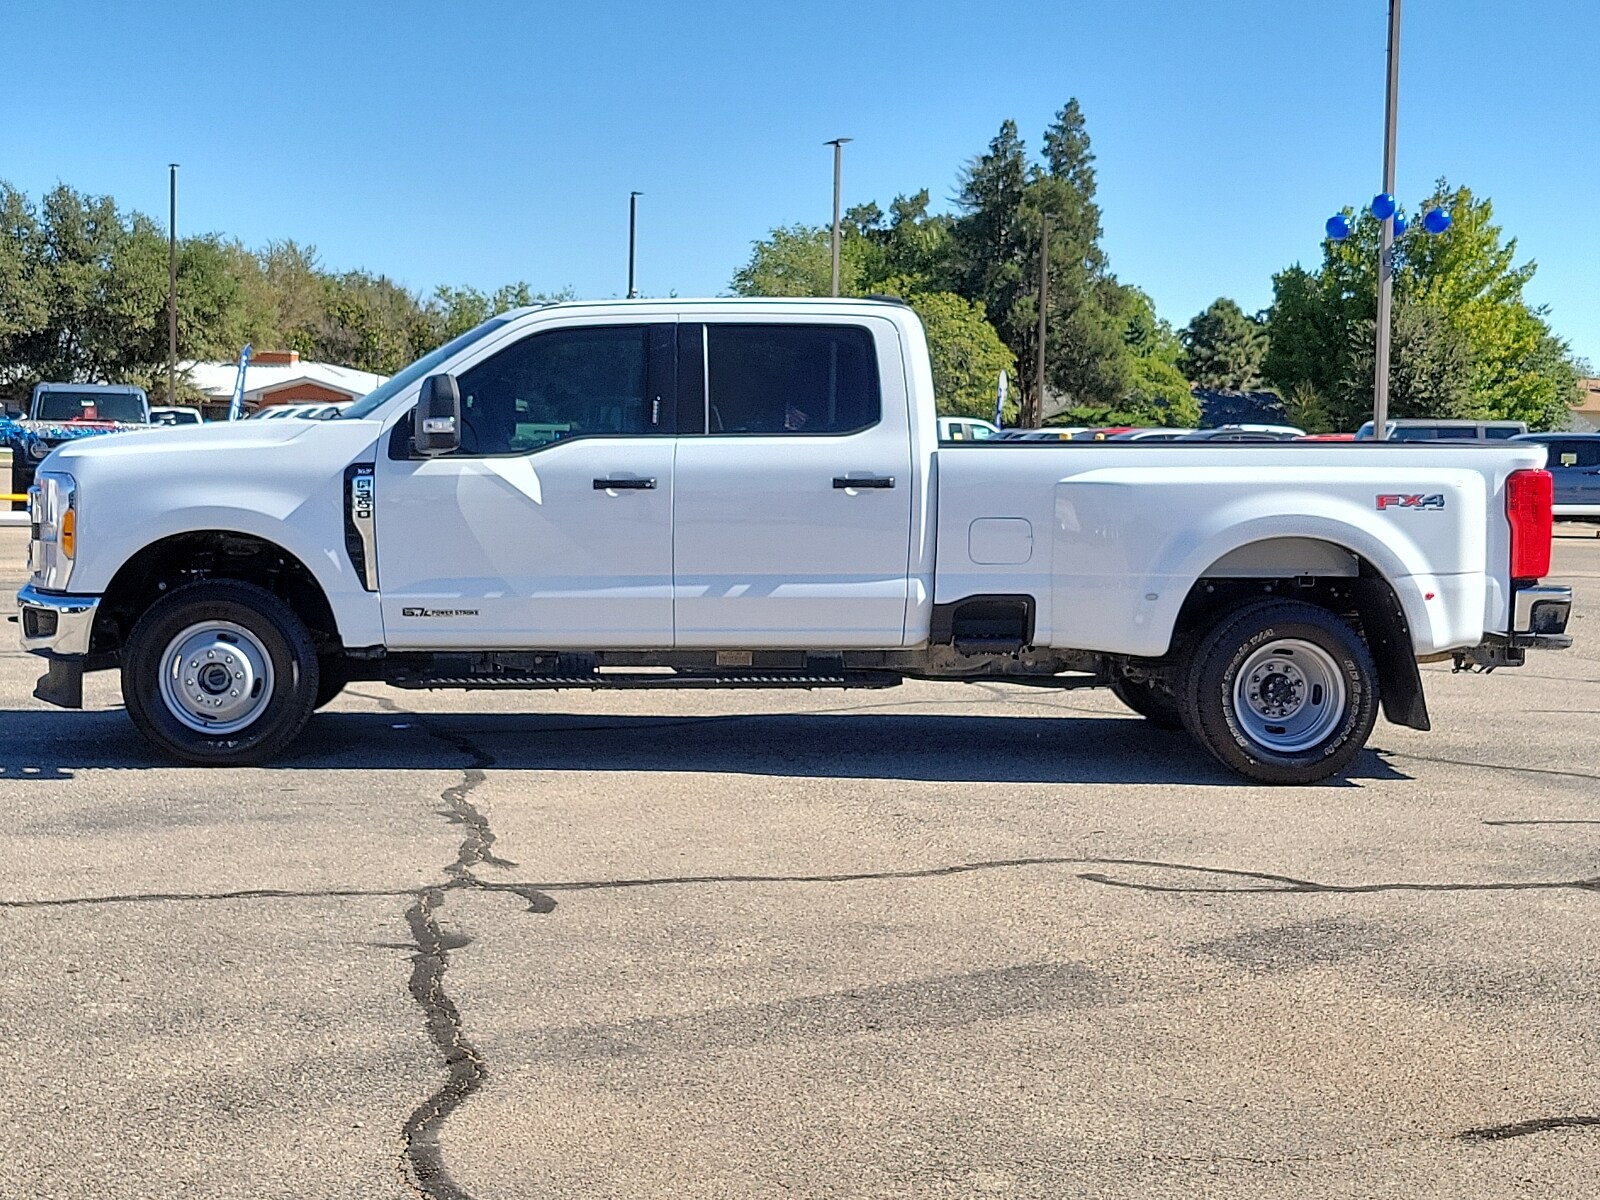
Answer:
[
  {"left": 1180, "top": 599, "right": 1379, "bottom": 785},
  {"left": 314, "top": 655, "right": 352, "bottom": 709},
  {"left": 1109, "top": 674, "right": 1185, "bottom": 730},
  {"left": 122, "top": 579, "right": 320, "bottom": 766}
]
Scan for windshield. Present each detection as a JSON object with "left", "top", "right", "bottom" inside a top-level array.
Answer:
[
  {"left": 339, "top": 317, "right": 513, "bottom": 419},
  {"left": 34, "top": 391, "right": 147, "bottom": 422}
]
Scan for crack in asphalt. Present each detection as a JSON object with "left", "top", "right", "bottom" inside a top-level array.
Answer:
[
  {"left": 1376, "top": 749, "right": 1600, "bottom": 783},
  {"left": 5, "top": 854, "right": 1596, "bottom": 911},
  {"left": 397, "top": 726, "right": 497, "bottom": 1200},
  {"left": 1457, "top": 1115, "right": 1600, "bottom": 1141},
  {"left": 400, "top": 885, "right": 483, "bottom": 1200},
  {"left": 395, "top": 722, "right": 555, "bottom": 1200},
  {"left": 1074, "top": 859, "right": 1600, "bottom": 896}
]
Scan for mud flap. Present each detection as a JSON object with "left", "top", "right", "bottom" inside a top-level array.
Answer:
[
  {"left": 34, "top": 658, "right": 84, "bottom": 709},
  {"left": 1353, "top": 576, "right": 1430, "bottom": 731}
]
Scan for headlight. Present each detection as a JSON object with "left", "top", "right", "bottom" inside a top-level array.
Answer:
[{"left": 31, "top": 471, "right": 77, "bottom": 590}]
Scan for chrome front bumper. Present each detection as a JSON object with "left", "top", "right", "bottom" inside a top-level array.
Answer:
[{"left": 17, "top": 583, "right": 100, "bottom": 657}]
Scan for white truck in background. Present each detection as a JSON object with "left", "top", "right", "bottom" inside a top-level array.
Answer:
[{"left": 18, "top": 298, "right": 1573, "bottom": 784}]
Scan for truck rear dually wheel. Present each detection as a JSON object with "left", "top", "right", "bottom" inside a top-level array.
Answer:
[
  {"left": 1181, "top": 599, "right": 1378, "bottom": 785},
  {"left": 1109, "top": 674, "right": 1184, "bottom": 730},
  {"left": 122, "top": 580, "right": 319, "bottom": 766}
]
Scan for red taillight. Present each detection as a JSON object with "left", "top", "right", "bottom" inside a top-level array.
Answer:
[{"left": 1507, "top": 468, "right": 1552, "bottom": 579}]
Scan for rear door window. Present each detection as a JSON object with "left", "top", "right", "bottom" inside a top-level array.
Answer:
[{"left": 702, "top": 324, "right": 880, "bottom": 436}]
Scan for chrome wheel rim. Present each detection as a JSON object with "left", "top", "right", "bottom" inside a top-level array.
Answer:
[
  {"left": 157, "top": 621, "right": 275, "bottom": 735},
  {"left": 1232, "top": 638, "right": 1346, "bottom": 753}
]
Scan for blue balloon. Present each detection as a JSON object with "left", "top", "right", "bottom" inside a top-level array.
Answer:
[
  {"left": 1392, "top": 214, "right": 1408, "bottom": 237},
  {"left": 1371, "top": 192, "right": 1397, "bottom": 220},
  {"left": 1325, "top": 214, "right": 1352, "bottom": 241},
  {"left": 1423, "top": 207, "right": 1452, "bottom": 234}
]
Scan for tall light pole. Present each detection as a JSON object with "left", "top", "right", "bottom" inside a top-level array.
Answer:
[
  {"left": 1372, "top": 0, "right": 1402, "bottom": 441},
  {"left": 825, "top": 138, "right": 851, "bottom": 296},
  {"left": 1033, "top": 221, "right": 1049, "bottom": 429},
  {"left": 167, "top": 163, "right": 179, "bottom": 404},
  {"left": 627, "top": 191, "right": 642, "bottom": 299}
]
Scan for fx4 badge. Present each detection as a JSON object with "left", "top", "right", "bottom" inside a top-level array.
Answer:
[
  {"left": 1376, "top": 493, "right": 1446, "bottom": 511},
  {"left": 401, "top": 607, "right": 480, "bottom": 618}
]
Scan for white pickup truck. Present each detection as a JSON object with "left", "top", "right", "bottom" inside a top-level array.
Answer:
[{"left": 17, "top": 298, "right": 1573, "bottom": 783}]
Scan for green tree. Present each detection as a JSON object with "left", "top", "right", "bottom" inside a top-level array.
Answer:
[
  {"left": 845, "top": 190, "right": 959, "bottom": 293},
  {"left": 873, "top": 281, "right": 1015, "bottom": 419},
  {"left": 953, "top": 104, "right": 1129, "bottom": 423},
  {"left": 730, "top": 223, "right": 863, "bottom": 297},
  {"left": 1284, "top": 382, "right": 1332, "bottom": 434},
  {"left": 1053, "top": 287, "right": 1196, "bottom": 427},
  {"left": 1264, "top": 181, "right": 1581, "bottom": 431},
  {"left": 1180, "top": 297, "right": 1267, "bottom": 389}
]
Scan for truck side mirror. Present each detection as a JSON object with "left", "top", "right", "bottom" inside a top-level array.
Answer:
[{"left": 414, "top": 374, "right": 461, "bottom": 456}]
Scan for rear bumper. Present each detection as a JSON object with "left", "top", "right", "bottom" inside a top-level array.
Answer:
[
  {"left": 1513, "top": 583, "right": 1572, "bottom": 639},
  {"left": 1456, "top": 582, "right": 1573, "bottom": 669}
]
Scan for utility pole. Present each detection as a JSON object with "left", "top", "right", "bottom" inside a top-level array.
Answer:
[
  {"left": 627, "top": 191, "right": 641, "bottom": 299},
  {"left": 167, "top": 163, "right": 179, "bottom": 404},
  {"left": 825, "top": 138, "right": 851, "bottom": 296},
  {"left": 1032, "top": 221, "right": 1049, "bottom": 429},
  {"left": 1372, "top": 0, "right": 1402, "bottom": 441}
]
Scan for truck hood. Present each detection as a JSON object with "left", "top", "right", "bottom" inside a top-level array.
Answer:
[{"left": 48, "top": 418, "right": 326, "bottom": 465}]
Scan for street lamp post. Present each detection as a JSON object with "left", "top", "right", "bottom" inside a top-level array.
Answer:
[
  {"left": 1032, "top": 221, "right": 1049, "bottom": 429},
  {"left": 1325, "top": 0, "right": 1451, "bottom": 438},
  {"left": 627, "top": 191, "right": 642, "bottom": 299},
  {"left": 167, "top": 163, "right": 179, "bottom": 404},
  {"left": 825, "top": 138, "right": 851, "bottom": 297},
  {"left": 1372, "top": 0, "right": 1402, "bottom": 441}
]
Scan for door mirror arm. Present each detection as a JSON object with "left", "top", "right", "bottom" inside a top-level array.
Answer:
[{"left": 413, "top": 374, "right": 461, "bottom": 456}]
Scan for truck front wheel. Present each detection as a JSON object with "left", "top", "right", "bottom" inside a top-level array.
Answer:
[
  {"left": 1180, "top": 599, "right": 1378, "bottom": 785},
  {"left": 122, "top": 580, "right": 320, "bottom": 766}
]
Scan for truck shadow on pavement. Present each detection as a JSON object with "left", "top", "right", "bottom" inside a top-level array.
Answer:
[{"left": 0, "top": 705, "right": 1409, "bottom": 787}]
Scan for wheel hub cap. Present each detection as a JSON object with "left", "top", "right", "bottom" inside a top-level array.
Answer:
[
  {"left": 1232, "top": 638, "right": 1346, "bottom": 754},
  {"left": 158, "top": 621, "right": 275, "bottom": 735}
]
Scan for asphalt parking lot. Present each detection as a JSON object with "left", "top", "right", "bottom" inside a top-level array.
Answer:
[{"left": 0, "top": 524, "right": 1596, "bottom": 1199}]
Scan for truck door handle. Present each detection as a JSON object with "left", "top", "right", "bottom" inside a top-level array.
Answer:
[
  {"left": 833, "top": 475, "right": 896, "bottom": 489},
  {"left": 593, "top": 477, "right": 656, "bottom": 490}
]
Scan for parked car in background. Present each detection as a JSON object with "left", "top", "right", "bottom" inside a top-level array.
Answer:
[
  {"left": 1298, "top": 432, "right": 1357, "bottom": 442},
  {"left": 1180, "top": 425, "right": 1304, "bottom": 442},
  {"left": 999, "top": 427, "right": 1086, "bottom": 441},
  {"left": 1103, "top": 428, "right": 1194, "bottom": 442},
  {"left": 151, "top": 406, "right": 204, "bottom": 426},
  {"left": 1515, "top": 432, "right": 1600, "bottom": 519},
  {"left": 937, "top": 416, "right": 1001, "bottom": 442},
  {"left": 1355, "top": 418, "right": 1529, "bottom": 441},
  {"left": 5, "top": 382, "right": 154, "bottom": 509}
]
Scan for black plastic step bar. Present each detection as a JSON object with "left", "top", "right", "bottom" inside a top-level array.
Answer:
[{"left": 386, "top": 669, "right": 904, "bottom": 692}]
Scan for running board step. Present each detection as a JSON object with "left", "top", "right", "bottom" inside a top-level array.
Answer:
[{"left": 386, "top": 670, "right": 904, "bottom": 692}]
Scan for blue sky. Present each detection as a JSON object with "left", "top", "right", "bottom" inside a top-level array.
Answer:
[{"left": 5, "top": 0, "right": 1596, "bottom": 364}]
